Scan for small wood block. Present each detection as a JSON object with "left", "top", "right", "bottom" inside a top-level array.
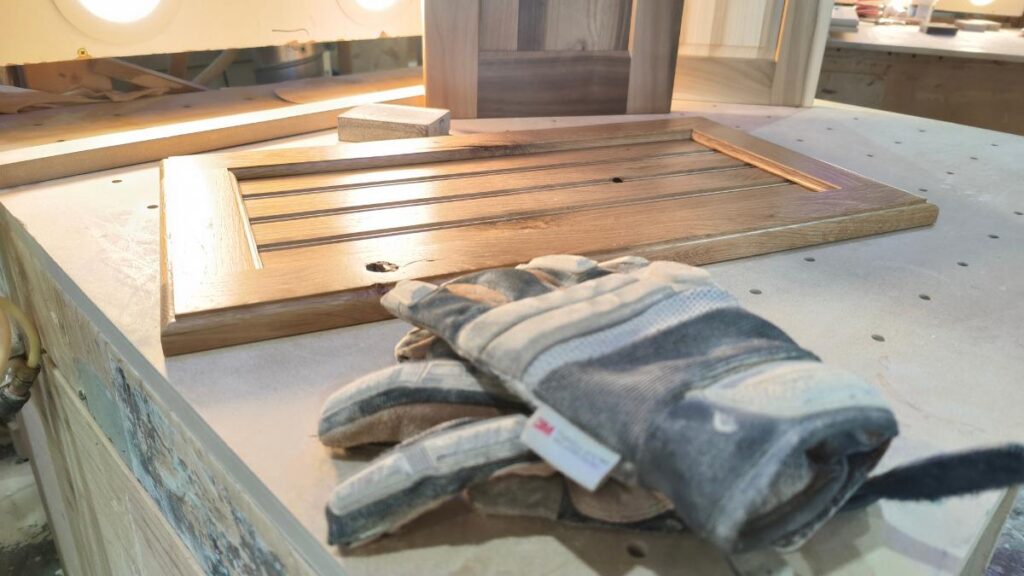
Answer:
[
  {"left": 954, "top": 19, "right": 1000, "bottom": 32},
  {"left": 337, "top": 103, "right": 450, "bottom": 142}
]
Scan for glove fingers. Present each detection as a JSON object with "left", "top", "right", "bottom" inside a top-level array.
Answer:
[
  {"left": 394, "top": 326, "right": 464, "bottom": 362},
  {"left": 327, "top": 415, "right": 533, "bottom": 547},
  {"left": 467, "top": 466, "right": 682, "bottom": 530},
  {"left": 318, "top": 360, "right": 524, "bottom": 449}
]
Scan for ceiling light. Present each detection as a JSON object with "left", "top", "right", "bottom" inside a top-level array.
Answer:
[
  {"left": 78, "top": 0, "right": 161, "bottom": 23},
  {"left": 355, "top": 0, "right": 399, "bottom": 11}
]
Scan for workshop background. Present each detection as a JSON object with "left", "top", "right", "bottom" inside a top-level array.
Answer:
[{"left": 1, "top": 0, "right": 1023, "bottom": 575}]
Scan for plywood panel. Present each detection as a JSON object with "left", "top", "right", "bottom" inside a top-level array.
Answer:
[
  {"left": 674, "top": 0, "right": 833, "bottom": 106},
  {"left": 29, "top": 363, "right": 204, "bottom": 576},
  {"left": 517, "top": 0, "right": 632, "bottom": 51},
  {"left": 161, "top": 117, "right": 937, "bottom": 354},
  {"left": 249, "top": 166, "right": 780, "bottom": 249},
  {"left": 477, "top": 50, "right": 631, "bottom": 117},
  {"left": 679, "top": 0, "right": 783, "bottom": 59}
]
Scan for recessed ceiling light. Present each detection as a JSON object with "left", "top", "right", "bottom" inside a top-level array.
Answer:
[
  {"left": 78, "top": 0, "right": 161, "bottom": 23},
  {"left": 355, "top": 0, "right": 399, "bottom": 11}
]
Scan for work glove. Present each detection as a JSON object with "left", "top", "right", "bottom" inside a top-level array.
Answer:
[
  {"left": 319, "top": 255, "right": 898, "bottom": 551},
  {"left": 320, "top": 255, "right": 1024, "bottom": 553},
  {"left": 319, "top": 257, "right": 686, "bottom": 548}
]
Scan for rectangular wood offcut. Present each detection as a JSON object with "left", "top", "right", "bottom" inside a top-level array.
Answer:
[{"left": 160, "top": 117, "right": 938, "bottom": 355}]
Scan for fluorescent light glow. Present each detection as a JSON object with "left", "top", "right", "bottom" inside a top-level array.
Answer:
[
  {"left": 78, "top": 0, "right": 161, "bottom": 23},
  {"left": 355, "top": 0, "right": 398, "bottom": 11},
  {"left": 969, "top": 0, "right": 995, "bottom": 5}
]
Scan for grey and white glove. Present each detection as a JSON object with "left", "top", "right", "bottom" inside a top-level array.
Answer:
[
  {"left": 319, "top": 257, "right": 684, "bottom": 547},
  {"left": 320, "top": 255, "right": 898, "bottom": 552}
]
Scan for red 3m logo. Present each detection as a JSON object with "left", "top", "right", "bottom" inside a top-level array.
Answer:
[{"left": 533, "top": 417, "right": 555, "bottom": 436}]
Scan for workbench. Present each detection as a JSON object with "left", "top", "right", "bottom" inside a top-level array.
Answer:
[
  {"left": 820, "top": 22, "right": 1024, "bottom": 135},
  {"left": 0, "top": 97, "right": 1021, "bottom": 575}
]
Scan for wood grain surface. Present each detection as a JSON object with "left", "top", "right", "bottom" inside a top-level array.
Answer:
[
  {"left": 674, "top": 0, "right": 832, "bottom": 106},
  {"left": 478, "top": 50, "right": 631, "bottom": 117},
  {"left": 423, "top": 0, "right": 480, "bottom": 118},
  {"left": 427, "top": 0, "right": 680, "bottom": 117},
  {"left": 626, "top": 0, "right": 684, "bottom": 114},
  {"left": 0, "top": 68, "right": 424, "bottom": 189},
  {"left": 161, "top": 117, "right": 937, "bottom": 354}
]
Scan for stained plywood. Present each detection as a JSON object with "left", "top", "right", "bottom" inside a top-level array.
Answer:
[{"left": 161, "top": 117, "right": 937, "bottom": 355}]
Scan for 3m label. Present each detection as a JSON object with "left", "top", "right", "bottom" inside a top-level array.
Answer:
[{"left": 521, "top": 406, "right": 621, "bottom": 491}]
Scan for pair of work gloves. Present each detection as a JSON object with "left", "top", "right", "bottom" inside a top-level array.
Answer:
[{"left": 318, "top": 255, "right": 1024, "bottom": 553}]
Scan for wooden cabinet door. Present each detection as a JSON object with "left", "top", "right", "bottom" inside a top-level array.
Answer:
[
  {"left": 160, "top": 117, "right": 935, "bottom": 355},
  {"left": 424, "top": 0, "right": 684, "bottom": 118},
  {"left": 674, "top": 0, "right": 833, "bottom": 106}
]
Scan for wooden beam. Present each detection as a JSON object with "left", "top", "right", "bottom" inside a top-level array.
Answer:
[{"left": 0, "top": 68, "right": 424, "bottom": 189}]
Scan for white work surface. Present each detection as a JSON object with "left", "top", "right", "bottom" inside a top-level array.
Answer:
[
  {"left": 829, "top": 21, "right": 1024, "bottom": 63},
  {"left": 2, "top": 99, "right": 1023, "bottom": 574}
]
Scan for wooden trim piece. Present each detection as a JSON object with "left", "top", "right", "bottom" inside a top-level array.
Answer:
[
  {"left": 688, "top": 118, "right": 854, "bottom": 191},
  {"left": 424, "top": 0, "right": 479, "bottom": 118},
  {"left": 0, "top": 69, "right": 424, "bottom": 189},
  {"left": 771, "top": 0, "right": 831, "bottom": 106},
  {"left": 626, "top": 0, "right": 684, "bottom": 114},
  {"left": 161, "top": 117, "right": 936, "bottom": 355},
  {"left": 161, "top": 162, "right": 259, "bottom": 331}
]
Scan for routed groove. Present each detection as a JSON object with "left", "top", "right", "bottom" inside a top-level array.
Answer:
[
  {"left": 252, "top": 167, "right": 787, "bottom": 250},
  {"left": 257, "top": 182, "right": 930, "bottom": 272},
  {"left": 245, "top": 149, "right": 742, "bottom": 222},
  {"left": 237, "top": 139, "right": 710, "bottom": 198}
]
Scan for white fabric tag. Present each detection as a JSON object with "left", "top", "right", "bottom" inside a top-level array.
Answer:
[{"left": 520, "top": 406, "right": 621, "bottom": 491}]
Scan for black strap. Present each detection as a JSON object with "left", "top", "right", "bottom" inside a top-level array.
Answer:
[{"left": 844, "top": 444, "right": 1024, "bottom": 511}]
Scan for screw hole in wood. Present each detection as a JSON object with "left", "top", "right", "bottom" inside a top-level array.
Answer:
[
  {"left": 366, "top": 261, "right": 400, "bottom": 273},
  {"left": 611, "top": 177, "right": 624, "bottom": 183},
  {"left": 626, "top": 542, "right": 647, "bottom": 559}
]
